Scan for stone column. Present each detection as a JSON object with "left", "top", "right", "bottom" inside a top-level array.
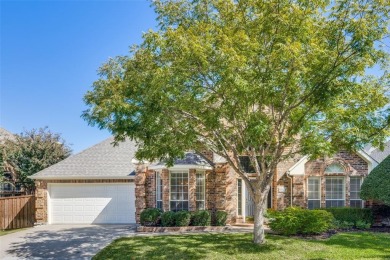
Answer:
[
  {"left": 162, "top": 169, "right": 170, "bottom": 211},
  {"left": 135, "top": 171, "right": 146, "bottom": 223},
  {"left": 189, "top": 169, "right": 197, "bottom": 211},
  {"left": 35, "top": 180, "right": 48, "bottom": 223}
]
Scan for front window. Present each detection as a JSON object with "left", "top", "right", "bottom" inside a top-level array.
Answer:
[
  {"left": 156, "top": 172, "right": 163, "bottom": 209},
  {"left": 350, "top": 177, "right": 363, "bottom": 208},
  {"left": 325, "top": 177, "right": 345, "bottom": 208},
  {"left": 307, "top": 177, "right": 321, "bottom": 209},
  {"left": 196, "top": 172, "right": 205, "bottom": 210},
  {"left": 325, "top": 163, "right": 345, "bottom": 174},
  {"left": 170, "top": 171, "right": 189, "bottom": 211},
  {"left": 237, "top": 179, "right": 242, "bottom": 215}
]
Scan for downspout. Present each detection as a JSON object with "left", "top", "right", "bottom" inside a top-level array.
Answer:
[{"left": 286, "top": 171, "right": 293, "bottom": 207}]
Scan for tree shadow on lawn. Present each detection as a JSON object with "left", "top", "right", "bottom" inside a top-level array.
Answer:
[
  {"left": 306, "top": 232, "right": 390, "bottom": 259},
  {"left": 5, "top": 225, "right": 135, "bottom": 260},
  {"left": 96, "top": 233, "right": 281, "bottom": 260}
]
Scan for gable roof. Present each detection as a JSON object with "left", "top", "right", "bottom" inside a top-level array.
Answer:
[
  {"left": 0, "top": 127, "right": 15, "bottom": 143},
  {"left": 364, "top": 141, "right": 390, "bottom": 164},
  {"left": 31, "top": 137, "right": 137, "bottom": 179},
  {"left": 149, "top": 152, "right": 213, "bottom": 170}
]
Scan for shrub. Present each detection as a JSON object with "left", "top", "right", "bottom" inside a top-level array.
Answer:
[
  {"left": 325, "top": 208, "right": 373, "bottom": 229},
  {"left": 161, "top": 211, "right": 176, "bottom": 227},
  {"left": 356, "top": 220, "right": 371, "bottom": 230},
  {"left": 214, "top": 211, "right": 228, "bottom": 226},
  {"left": 140, "top": 208, "right": 161, "bottom": 226},
  {"left": 268, "top": 207, "right": 334, "bottom": 235},
  {"left": 334, "top": 220, "right": 354, "bottom": 230},
  {"left": 191, "top": 210, "right": 211, "bottom": 226},
  {"left": 175, "top": 211, "right": 191, "bottom": 226}
]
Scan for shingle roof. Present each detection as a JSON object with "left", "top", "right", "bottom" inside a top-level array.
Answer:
[
  {"left": 149, "top": 152, "right": 212, "bottom": 170},
  {"left": 31, "top": 137, "right": 138, "bottom": 179},
  {"left": 0, "top": 127, "right": 15, "bottom": 143},
  {"left": 364, "top": 140, "right": 390, "bottom": 164}
]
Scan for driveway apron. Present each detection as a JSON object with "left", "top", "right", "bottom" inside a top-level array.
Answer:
[{"left": 0, "top": 224, "right": 136, "bottom": 260}]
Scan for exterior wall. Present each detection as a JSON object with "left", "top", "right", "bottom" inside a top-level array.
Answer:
[
  {"left": 34, "top": 179, "right": 134, "bottom": 224},
  {"left": 275, "top": 151, "right": 369, "bottom": 209},
  {"left": 135, "top": 164, "right": 237, "bottom": 224}
]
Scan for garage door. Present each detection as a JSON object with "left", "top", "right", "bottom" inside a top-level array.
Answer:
[{"left": 48, "top": 183, "right": 135, "bottom": 224}]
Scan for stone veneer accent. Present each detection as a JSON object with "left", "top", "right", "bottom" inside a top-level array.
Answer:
[{"left": 34, "top": 179, "right": 134, "bottom": 224}]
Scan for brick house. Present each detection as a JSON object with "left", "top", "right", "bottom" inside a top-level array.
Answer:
[{"left": 30, "top": 137, "right": 388, "bottom": 225}]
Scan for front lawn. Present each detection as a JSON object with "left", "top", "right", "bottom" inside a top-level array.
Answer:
[{"left": 93, "top": 232, "right": 390, "bottom": 260}]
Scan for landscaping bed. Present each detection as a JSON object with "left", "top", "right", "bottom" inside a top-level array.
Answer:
[{"left": 137, "top": 225, "right": 230, "bottom": 233}]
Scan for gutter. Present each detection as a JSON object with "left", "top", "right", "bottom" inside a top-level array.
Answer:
[
  {"left": 286, "top": 171, "right": 293, "bottom": 207},
  {"left": 28, "top": 175, "right": 135, "bottom": 180}
]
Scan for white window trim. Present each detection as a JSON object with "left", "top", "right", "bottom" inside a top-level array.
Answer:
[
  {"left": 325, "top": 176, "right": 345, "bottom": 207},
  {"left": 307, "top": 177, "right": 321, "bottom": 209},
  {"left": 196, "top": 171, "right": 206, "bottom": 210},
  {"left": 169, "top": 170, "right": 190, "bottom": 211},
  {"left": 155, "top": 171, "right": 163, "bottom": 209},
  {"left": 350, "top": 176, "right": 364, "bottom": 208}
]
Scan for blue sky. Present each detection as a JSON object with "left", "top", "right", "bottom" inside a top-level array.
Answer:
[{"left": 1, "top": 0, "right": 156, "bottom": 153}]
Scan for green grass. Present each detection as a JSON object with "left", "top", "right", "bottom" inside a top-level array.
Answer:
[
  {"left": 0, "top": 228, "right": 29, "bottom": 236},
  {"left": 93, "top": 232, "right": 390, "bottom": 260}
]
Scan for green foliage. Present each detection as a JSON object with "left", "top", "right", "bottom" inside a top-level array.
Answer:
[
  {"left": 174, "top": 211, "right": 191, "bottom": 226},
  {"left": 161, "top": 211, "right": 175, "bottom": 227},
  {"left": 268, "top": 207, "right": 334, "bottom": 235},
  {"left": 0, "top": 127, "right": 71, "bottom": 192},
  {"left": 324, "top": 208, "right": 373, "bottom": 228},
  {"left": 140, "top": 208, "right": 162, "bottom": 226},
  {"left": 214, "top": 211, "right": 228, "bottom": 226},
  {"left": 83, "top": 0, "right": 390, "bottom": 243},
  {"left": 361, "top": 156, "right": 390, "bottom": 205},
  {"left": 191, "top": 210, "right": 211, "bottom": 226},
  {"left": 355, "top": 220, "right": 371, "bottom": 230}
]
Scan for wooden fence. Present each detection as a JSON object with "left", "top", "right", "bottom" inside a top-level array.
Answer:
[{"left": 0, "top": 195, "right": 35, "bottom": 230}]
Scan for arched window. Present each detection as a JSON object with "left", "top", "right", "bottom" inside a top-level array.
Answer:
[{"left": 324, "top": 163, "right": 345, "bottom": 174}]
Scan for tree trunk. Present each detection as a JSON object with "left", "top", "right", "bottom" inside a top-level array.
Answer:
[{"left": 253, "top": 199, "right": 267, "bottom": 244}]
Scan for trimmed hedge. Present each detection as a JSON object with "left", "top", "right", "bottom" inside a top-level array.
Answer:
[
  {"left": 140, "top": 208, "right": 162, "bottom": 226},
  {"left": 324, "top": 208, "right": 373, "bottom": 229},
  {"left": 161, "top": 211, "right": 176, "bottom": 227},
  {"left": 268, "top": 207, "right": 334, "bottom": 235},
  {"left": 174, "top": 211, "right": 192, "bottom": 226},
  {"left": 191, "top": 210, "right": 211, "bottom": 226},
  {"left": 215, "top": 211, "right": 228, "bottom": 226}
]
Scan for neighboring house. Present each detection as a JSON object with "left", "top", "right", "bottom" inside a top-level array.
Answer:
[
  {"left": 0, "top": 127, "right": 22, "bottom": 197},
  {"left": 30, "top": 136, "right": 390, "bottom": 225}
]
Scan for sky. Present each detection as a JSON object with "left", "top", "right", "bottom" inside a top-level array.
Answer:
[{"left": 1, "top": 0, "right": 157, "bottom": 153}]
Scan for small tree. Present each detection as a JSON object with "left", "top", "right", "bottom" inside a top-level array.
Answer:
[
  {"left": 83, "top": 0, "right": 390, "bottom": 244},
  {"left": 0, "top": 127, "right": 72, "bottom": 193},
  {"left": 361, "top": 155, "right": 390, "bottom": 206}
]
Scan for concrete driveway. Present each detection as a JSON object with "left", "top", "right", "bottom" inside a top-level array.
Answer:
[{"left": 0, "top": 224, "right": 136, "bottom": 260}]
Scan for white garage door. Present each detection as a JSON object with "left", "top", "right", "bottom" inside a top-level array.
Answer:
[{"left": 48, "top": 183, "right": 135, "bottom": 224}]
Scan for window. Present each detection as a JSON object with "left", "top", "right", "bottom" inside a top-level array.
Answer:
[
  {"left": 325, "top": 163, "right": 345, "bottom": 174},
  {"left": 307, "top": 177, "right": 321, "bottom": 209},
  {"left": 350, "top": 177, "right": 363, "bottom": 208},
  {"left": 325, "top": 177, "right": 345, "bottom": 208},
  {"left": 170, "top": 171, "right": 189, "bottom": 211},
  {"left": 156, "top": 172, "right": 163, "bottom": 210},
  {"left": 196, "top": 172, "right": 206, "bottom": 210},
  {"left": 237, "top": 179, "right": 242, "bottom": 215}
]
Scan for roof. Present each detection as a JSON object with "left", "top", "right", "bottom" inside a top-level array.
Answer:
[
  {"left": 149, "top": 152, "right": 213, "bottom": 170},
  {"left": 0, "top": 127, "right": 15, "bottom": 143},
  {"left": 31, "top": 137, "right": 138, "bottom": 179},
  {"left": 364, "top": 141, "right": 390, "bottom": 164}
]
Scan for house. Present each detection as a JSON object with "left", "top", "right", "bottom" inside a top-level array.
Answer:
[{"left": 30, "top": 136, "right": 390, "bottom": 225}]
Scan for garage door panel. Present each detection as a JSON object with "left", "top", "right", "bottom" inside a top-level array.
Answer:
[{"left": 49, "top": 183, "right": 135, "bottom": 224}]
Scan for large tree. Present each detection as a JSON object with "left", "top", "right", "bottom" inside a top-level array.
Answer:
[
  {"left": 83, "top": 0, "right": 390, "bottom": 244},
  {"left": 0, "top": 127, "right": 72, "bottom": 193}
]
